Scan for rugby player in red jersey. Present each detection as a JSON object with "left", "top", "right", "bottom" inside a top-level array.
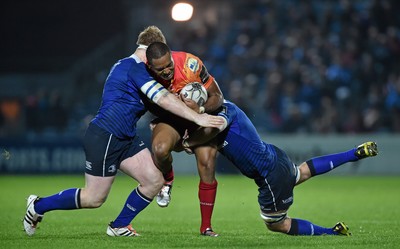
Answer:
[{"left": 144, "top": 41, "right": 223, "bottom": 236}]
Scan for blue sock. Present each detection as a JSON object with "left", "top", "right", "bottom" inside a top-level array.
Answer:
[
  {"left": 307, "top": 148, "right": 358, "bottom": 176},
  {"left": 35, "top": 188, "right": 81, "bottom": 215},
  {"left": 111, "top": 188, "right": 152, "bottom": 228},
  {"left": 288, "top": 218, "right": 336, "bottom": 235}
]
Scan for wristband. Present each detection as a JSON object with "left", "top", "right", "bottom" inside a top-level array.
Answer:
[{"left": 199, "top": 106, "right": 205, "bottom": 114}]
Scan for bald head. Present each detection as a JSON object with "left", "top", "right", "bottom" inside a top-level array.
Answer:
[
  {"left": 146, "top": 42, "right": 174, "bottom": 81},
  {"left": 146, "top": 42, "right": 171, "bottom": 66}
]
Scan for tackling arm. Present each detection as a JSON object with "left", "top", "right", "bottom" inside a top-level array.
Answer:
[
  {"left": 181, "top": 114, "right": 227, "bottom": 153},
  {"left": 141, "top": 80, "right": 225, "bottom": 128},
  {"left": 181, "top": 127, "right": 220, "bottom": 154}
]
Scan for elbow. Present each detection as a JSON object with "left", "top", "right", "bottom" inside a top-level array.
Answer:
[{"left": 218, "top": 94, "right": 224, "bottom": 106}]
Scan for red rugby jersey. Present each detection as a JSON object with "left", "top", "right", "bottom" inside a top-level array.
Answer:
[{"left": 157, "top": 51, "right": 214, "bottom": 94}]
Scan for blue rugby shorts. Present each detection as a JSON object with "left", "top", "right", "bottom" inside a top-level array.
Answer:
[
  {"left": 83, "top": 123, "right": 147, "bottom": 177},
  {"left": 255, "top": 145, "right": 298, "bottom": 213}
]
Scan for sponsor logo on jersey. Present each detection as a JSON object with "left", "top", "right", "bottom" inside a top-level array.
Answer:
[
  {"left": 108, "top": 164, "right": 116, "bottom": 173},
  {"left": 187, "top": 58, "right": 199, "bottom": 73},
  {"left": 85, "top": 161, "right": 92, "bottom": 171}
]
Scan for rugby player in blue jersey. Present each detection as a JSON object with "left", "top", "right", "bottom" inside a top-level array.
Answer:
[
  {"left": 22, "top": 26, "right": 225, "bottom": 237},
  {"left": 180, "top": 99, "right": 378, "bottom": 236}
]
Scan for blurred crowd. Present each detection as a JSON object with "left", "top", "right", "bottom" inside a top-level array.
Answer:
[
  {"left": 171, "top": 0, "right": 400, "bottom": 133},
  {"left": 1, "top": 0, "right": 400, "bottom": 139},
  {"left": 0, "top": 89, "right": 71, "bottom": 138}
]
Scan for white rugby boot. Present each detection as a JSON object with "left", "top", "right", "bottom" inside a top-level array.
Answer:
[
  {"left": 156, "top": 182, "right": 172, "bottom": 207},
  {"left": 23, "top": 195, "right": 43, "bottom": 236}
]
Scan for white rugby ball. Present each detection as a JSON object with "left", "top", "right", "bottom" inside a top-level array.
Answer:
[{"left": 180, "top": 82, "right": 208, "bottom": 106}]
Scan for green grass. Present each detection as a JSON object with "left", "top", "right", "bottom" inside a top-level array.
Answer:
[{"left": 1, "top": 175, "right": 399, "bottom": 249}]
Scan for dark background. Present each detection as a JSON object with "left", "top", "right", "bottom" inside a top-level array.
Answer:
[{"left": 0, "top": 0, "right": 126, "bottom": 72}]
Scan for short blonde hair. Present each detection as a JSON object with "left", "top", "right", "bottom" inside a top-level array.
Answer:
[{"left": 136, "top": 26, "right": 167, "bottom": 46}]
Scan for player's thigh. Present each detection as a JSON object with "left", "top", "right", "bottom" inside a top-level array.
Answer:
[
  {"left": 257, "top": 147, "right": 297, "bottom": 213},
  {"left": 120, "top": 148, "right": 163, "bottom": 186},
  {"left": 152, "top": 122, "right": 181, "bottom": 151}
]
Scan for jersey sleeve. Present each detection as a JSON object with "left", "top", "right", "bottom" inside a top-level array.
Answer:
[
  {"left": 184, "top": 53, "right": 215, "bottom": 89},
  {"left": 128, "top": 60, "right": 169, "bottom": 103}
]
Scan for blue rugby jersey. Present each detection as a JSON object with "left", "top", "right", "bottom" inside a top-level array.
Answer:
[
  {"left": 92, "top": 54, "right": 167, "bottom": 139},
  {"left": 216, "top": 100, "right": 277, "bottom": 179}
]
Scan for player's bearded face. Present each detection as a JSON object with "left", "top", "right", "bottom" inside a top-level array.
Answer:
[{"left": 150, "top": 53, "right": 175, "bottom": 81}]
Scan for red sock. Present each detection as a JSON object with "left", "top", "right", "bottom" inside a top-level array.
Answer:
[
  {"left": 198, "top": 180, "right": 218, "bottom": 233},
  {"left": 163, "top": 168, "right": 174, "bottom": 183}
]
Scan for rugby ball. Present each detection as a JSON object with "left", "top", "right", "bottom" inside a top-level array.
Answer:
[{"left": 180, "top": 82, "right": 208, "bottom": 106}]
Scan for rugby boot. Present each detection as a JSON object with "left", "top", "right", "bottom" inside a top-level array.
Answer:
[
  {"left": 107, "top": 222, "right": 140, "bottom": 237},
  {"left": 156, "top": 182, "right": 173, "bottom": 207},
  {"left": 355, "top": 141, "right": 378, "bottom": 159},
  {"left": 201, "top": 228, "right": 219, "bottom": 237},
  {"left": 23, "top": 195, "right": 43, "bottom": 236},
  {"left": 333, "top": 222, "right": 352, "bottom": 236}
]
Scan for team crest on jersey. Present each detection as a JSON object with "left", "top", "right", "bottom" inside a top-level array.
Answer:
[{"left": 186, "top": 58, "right": 199, "bottom": 73}]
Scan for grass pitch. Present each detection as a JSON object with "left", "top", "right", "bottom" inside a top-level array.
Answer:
[{"left": 1, "top": 175, "right": 399, "bottom": 249}]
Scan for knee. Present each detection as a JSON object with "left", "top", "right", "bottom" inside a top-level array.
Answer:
[
  {"left": 265, "top": 218, "right": 292, "bottom": 234},
  {"left": 297, "top": 163, "right": 311, "bottom": 184},
  {"left": 266, "top": 220, "right": 288, "bottom": 233},
  {"left": 261, "top": 211, "right": 290, "bottom": 234},
  {"left": 196, "top": 151, "right": 215, "bottom": 171},
  {"left": 139, "top": 172, "right": 164, "bottom": 198},
  {"left": 150, "top": 173, "right": 164, "bottom": 190},
  {"left": 152, "top": 141, "right": 171, "bottom": 161},
  {"left": 197, "top": 159, "right": 213, "bottom": 170},
  {"left": 89, "top": 200, "right": 104, "bottom": 208},
  {"left": 87, "top": 196, "right": 107, "bottom": 208},
  {"left": 141, "top": 167, "right": 164, "bottom": 190},
  {"left": 197, "top": 162, "right": 216, "bottom": 183},
  {"left": 80, "top": 189, "right": 108, "bottom": 208}
]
